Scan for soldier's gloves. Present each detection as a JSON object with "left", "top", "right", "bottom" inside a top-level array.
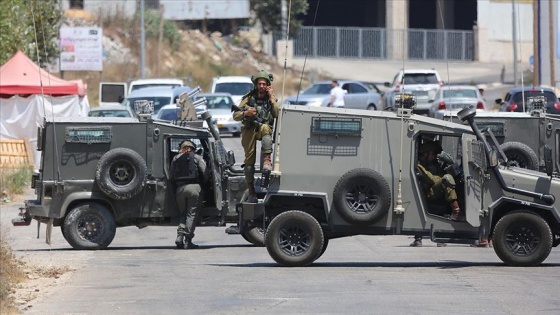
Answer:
[
  {"left": 244, "top": 107, "right": 257, "bottom": 117},
  {"left": 437, "top": 151, "right": 454, "bottom": 166}
]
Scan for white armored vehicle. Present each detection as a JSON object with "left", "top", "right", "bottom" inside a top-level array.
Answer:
[{"left": 238, "top": 105, "right": 560, "bottom": 267}]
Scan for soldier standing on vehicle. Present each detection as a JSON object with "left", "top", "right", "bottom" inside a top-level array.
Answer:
[
  {"left": 170, "top": 140, "right": 209, "bottom": 249},
  {"left": 232, "top": 70, "right": 279, "bottom": 202},
  {"left": 328, "top": 80, "right": 345, "bottom": 108},
  {"left": 411, "top": 140, "right": 461, "bottom": 247}
]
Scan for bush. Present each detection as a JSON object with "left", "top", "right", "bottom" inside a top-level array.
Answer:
[
  {"left": 0, "top": 226, "right": 25, "bottom": 313},
  {"left": 0, "top": 167, "right": 32, "bottom": 197}
]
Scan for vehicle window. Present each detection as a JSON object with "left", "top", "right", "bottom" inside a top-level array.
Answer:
[
  {"left": 403, "top": 73, "right": 438, "bottom": 84},
  {"left": 159, "top": 108, "right": 179, "bottom": 121},
  {"left": 214, "top": 83, "right": 253, "bottom": 96},
  {"left": 131, "top": 84, "right": 180, "bottom": 92},
  {"left": 302, "top": 83, "right": 331, "bottom": 95},
  {"left": 89, "top": 110, "right": 131, "bottom": 117},
  {"left": 349, "top": 83, "right": 367, "bottom": 94},
  {"left": 513, "top": 91, "right": 557, "bottom": 105},
  {"left": 443, "top": 89, "right": 477, "bottom": 98},
  {"left": 125, "top": 97, "right": 173, "bottom": 113},
  {"left": 200, "top": 96, "right": 234, "bottom": 109}
]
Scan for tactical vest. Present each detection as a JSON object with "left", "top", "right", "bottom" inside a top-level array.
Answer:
[
  {"left": 170, "top": 152, "right": 199, "bottom": 185},
  {"left": 244, "top": 92, "right": 274, "bottom": 127}
]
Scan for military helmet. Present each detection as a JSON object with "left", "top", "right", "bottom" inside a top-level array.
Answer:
[
  {"left": 179, "top": 140, "right": 196, "bottom": 150},
  {"left": 251, "top": 70, "right": 273, "bottom": 86},
  {"left": 419, "top": 141, "right": 440, "bottom": 154}
]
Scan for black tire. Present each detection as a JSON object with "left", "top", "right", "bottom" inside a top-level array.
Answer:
[
  {"left": 95, "top": 148, "right": 147, "bottom": 200},
  {"left": 500, "top": 142, "right": 539, "bottom": 170},
  {"left": 333, "top": 168, "right": 391, "bottom": 224},
  {"left": 493, "top": 211, "right": 553, "bottom": 266},
  {"left": 265, "top": 211, "right": 324, "bottom": 267},
  {"left": 315, "top": 235, "right": 329, "bottom": 261},
  {"left": 63, "top": 203, "right": 116, "bottom": 250},
  {"left": 241, "top": 226, "right": 265, "bottom": 247}
]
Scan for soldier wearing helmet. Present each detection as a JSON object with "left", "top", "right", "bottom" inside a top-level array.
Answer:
[
  {"left": 411, "top": 138, "right": 461, "bottom": 247},
  {"left": 170, "top": 139, "right": 210, "bottom": 249},
  {"left": 232, "top": 69, "right": 280, "bottom": 202}
]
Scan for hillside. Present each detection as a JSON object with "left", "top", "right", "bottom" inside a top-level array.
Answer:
[{"left": 60, "top": 12, "right": 321, "bottom": 106}]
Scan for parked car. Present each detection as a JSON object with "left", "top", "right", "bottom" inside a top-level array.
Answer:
[
  {"left": 88, "top": 105, "right": 135, "bottom": 118},
  {"left": 194, "top": 93, "right": 241, "bottom": 137},
  {"left": 128, "top": 78, "right": 184, "bottom": 94},
  {"left": 497, "top": 86, "right": 560, "bottom": 114},
  {"left": 210, "top": 76, "right": 254, "bottom": 105},
  {"left": 283, "top": 80, "right": 383, "bottom": 110},
  {"left": 155, "top": 103, "right": 207, "bottom": 122},
  {"left": 428, "top": 85, "right": 486, "bottom": 119},
  {"left": 384, "top": 69, "right": 443, "bottom": 114},
  {"left": 122, "top": 86, "right": 175, "bottom": 116}
]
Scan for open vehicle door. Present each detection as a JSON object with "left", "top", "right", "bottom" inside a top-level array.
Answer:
[
  {"left": 461, "top": 133, "right": 484, "bottom": 227},
  {"left": 100, "top": 82, "right": 127, "bottom": 106}
]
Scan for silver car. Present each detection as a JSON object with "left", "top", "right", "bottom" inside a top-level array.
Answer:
[
  {"left": 428, "top": 85, "right": 486, "bottom": 119},
  {"left": 283, "top": 80, "right": 383, "bottom": 110},
  {"left": 194, "top": 93, "right": 241, "bottom": 137}
]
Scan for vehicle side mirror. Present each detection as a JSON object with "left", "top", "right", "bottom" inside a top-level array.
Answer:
[
  {"left": 384, "top": 82, "right": 391, "bottom": 87},
  {"left": 495, "top": 98, "right": 502, "bottom": 105},
  {"left": 544, "top": 144, "right": 553, "bottom": 176}
]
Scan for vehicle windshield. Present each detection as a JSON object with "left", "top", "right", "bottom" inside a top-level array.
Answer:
[
  {"left": 123, "top": 96, "right": 173, "bottom": 114},
  {"left": 215, "top": 83, "right": 253, "bottom": 96},
  {"left": 158, "top": 108, "right": 180, "bottom": 121},
  {"left": 403, "top": 73, "right": 439, "bottom": 84},
  {"left": 130, "top": 84, "right": 181, "bottom": 92},
  {"left": 197, "top": 95, "right": 234, "bottom": 110},
  {"left": 302, "top": 83, "right": 331, "bottom": 95},
  {"left": 443, "top": 89, "right": 477, "bottom": 98},
  {"left": 513, "top": 91, "right": 557, "bottom": 106}
]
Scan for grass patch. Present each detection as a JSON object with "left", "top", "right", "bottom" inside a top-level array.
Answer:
[{"left": 0, "top": 167, "right": 32, "bottom": 199}]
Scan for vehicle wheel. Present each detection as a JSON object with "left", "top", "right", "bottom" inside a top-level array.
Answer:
[
  {"left": 500, "top": 142, "right": 539, "bottom": 170},
  {"left": 241, "top": 225, "right": 265, "bottom": 247},
  {"left": 265, "top": 210, "right": 324, "bottom": 267},
  {"left": 62, "top": 203, "right": 116, "bottom": 250},
  {"left": 96, "top": 148, "right": 147, "bottom": 200},
  {"left": 60, "top": 225, "right": 68, "bottom": 241},
  {"left": 367, "top": 104, "right": 377, "bottom": 110},
  {"left": 333, "top": 168, "right": 391, "bottom": 224},
  {"left": 315, "top": 235, "right": 329, "bottom": 261},
  {"left": 493, "top": 211, "right": 553, "bottom": 266}
]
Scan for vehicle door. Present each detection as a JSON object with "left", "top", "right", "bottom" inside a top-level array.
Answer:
[
  {"left": 342, "top": 82, "right": 368, "bottom": 109},
  {"left": 461, "top": 133, "right": 483, "bottom": 227},
  {"left": 99, "top": 82, "right": 127, "bottom": 106}
]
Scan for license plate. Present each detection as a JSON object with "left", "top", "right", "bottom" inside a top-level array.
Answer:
[{"left": 217, "top": 124, "right": 224, "bottom": 128}]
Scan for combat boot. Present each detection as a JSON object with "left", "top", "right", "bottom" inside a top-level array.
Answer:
[
  {"left": 262, "top": 153, "right": 272, "bottom": 172},
  {"left": 175, "top": 233, "right": 185, "bottom": 249},
  {"left": 450, "top": 200, "right": 461, "bottom": 221},
  {"left": 247, "top": 183, "right": 258, "bottom": 203},
  {"left": 409, "top": 235, "right": 422, "bottom": 247},
  {"left": 184, "top": 238, "right": 199, "bottom": 249}
]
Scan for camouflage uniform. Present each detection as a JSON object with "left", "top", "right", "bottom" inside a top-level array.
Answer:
[{"left": 232, "top": 70, "right": 280, "bottom": 191}]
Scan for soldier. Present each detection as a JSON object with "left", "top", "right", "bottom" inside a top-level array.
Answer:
[
  {"left": 170, "top": 140, "right": 209, "bottom": 249},
  {"left": 411, "top": 140, "right": 461, "bottom": 247},
  {"left": 232, "top": 70, "right": 280, "bottom": 202}
]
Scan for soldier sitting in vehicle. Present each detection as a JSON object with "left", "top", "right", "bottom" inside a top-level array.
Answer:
[
  {"left": 417, "top": 140, "right": 461, "bottom": 220},
  {"left": 170, "top": 140, "right": 210, "bottom": 249}
]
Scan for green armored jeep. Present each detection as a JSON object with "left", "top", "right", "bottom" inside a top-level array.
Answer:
[{"left": 12, "top": 97, "right": 265, "bottom": 249}]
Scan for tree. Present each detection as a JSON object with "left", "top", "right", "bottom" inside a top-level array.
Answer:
[
  {"left": 250, "top": 0, "right": 308, "bottom": 37},
  {"left": 0, "top": 0, "right": 62, "bottom": 66}
]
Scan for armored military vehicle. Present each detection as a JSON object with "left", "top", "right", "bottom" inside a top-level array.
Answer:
[
  {"left": 237, "top": 105, "right": 560, "bottom": 267},
  {"left": 12, "top": 92, "right": 266, "bottom": 249}
]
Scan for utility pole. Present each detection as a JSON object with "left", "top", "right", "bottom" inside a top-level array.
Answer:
[
  {"left": 512, "top": 0, "right": 518, "bottom": 86},
  {"left": 140, "top": 0, "right": 146, "bottom": 79},
  {"left": 533, "top": 0, "right": 539, "bottom": 85}
]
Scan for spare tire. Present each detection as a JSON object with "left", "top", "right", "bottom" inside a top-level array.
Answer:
[
  {"left": 500, "top": 142, "right": 539, "bottom": 170},
  {"left": 333, "top": 168, "right": 391, "bottom": 224},
  {"left": 96, "top": 148, "right": 147, "bottom": 200}
]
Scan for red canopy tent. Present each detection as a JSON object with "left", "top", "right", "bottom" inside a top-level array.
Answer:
[{"left": 0, "top": 50, "right": 86, "bottom": 96}]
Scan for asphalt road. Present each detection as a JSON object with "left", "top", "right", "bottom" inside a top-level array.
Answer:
[{"left": 2, "top": 136, "right": 560, "bottom": 315}]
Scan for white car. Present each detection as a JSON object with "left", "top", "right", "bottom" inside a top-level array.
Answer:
[
  {"left": 283, "top": 80, "right": 383, "bottom": 110},
  {"left": 384, "top": 69, "right": 443, "bottom": 114},
  {"left": 210, "top": 76, "right": 253, "bottom": 105},
  {"left": 428, "top": 85, "right": 487, "bottom": 120},
  {"left": 194, "top": 93, "right": 241, "bottom": 137}
]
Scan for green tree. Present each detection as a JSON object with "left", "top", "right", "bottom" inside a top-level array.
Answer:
[
  {"left": 250, "top": 0, "right": 308, "bottom": 37},
  {"left": 0, "top": 0, "right": 62, "bottom": 66}
]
